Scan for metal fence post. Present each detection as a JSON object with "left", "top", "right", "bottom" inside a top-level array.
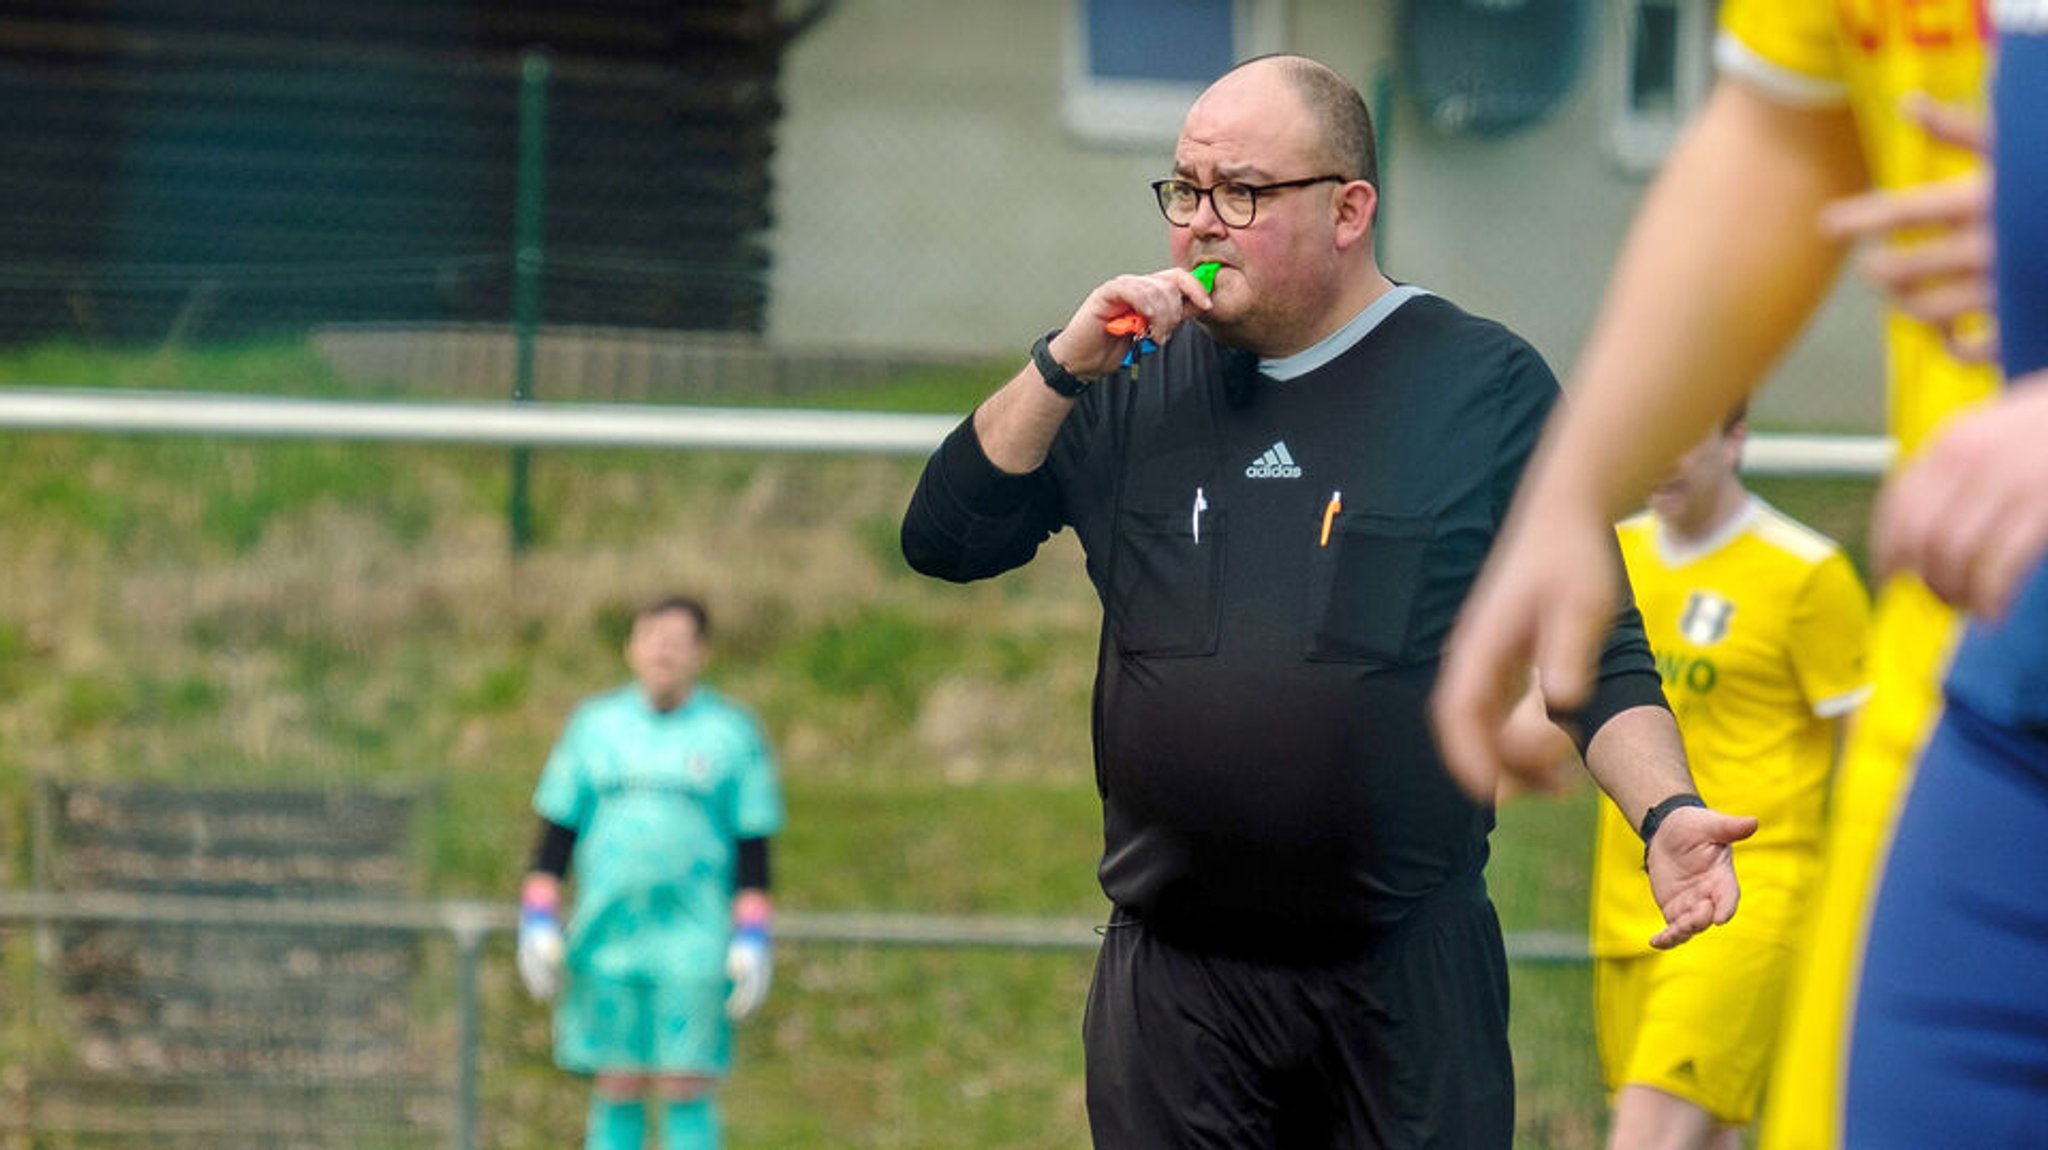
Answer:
[
  {"left": 447, "top": 902, "right": 494, "bottom": 1150},
  {"left": 509, "top": 47, "right": 549, "bottom": 555}
]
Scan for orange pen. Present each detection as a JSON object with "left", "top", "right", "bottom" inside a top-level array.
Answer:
[{"left": 1319, "top": 490, "right": 1341, "bottom": 547}]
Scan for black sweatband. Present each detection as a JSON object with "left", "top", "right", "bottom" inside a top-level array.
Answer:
[
  {"left": 1576, "top": 665, "right": 1669, "bottom": 748},
  {"left": 736, "top": 836, "right": 772, "bottom": 892},
  {"left": 529, "top": 818, "right": 577, "bottom": 880}
]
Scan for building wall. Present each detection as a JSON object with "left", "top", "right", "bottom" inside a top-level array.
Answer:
[{"left": 767, "top": 0, "right": 1884, "bottom": 432}]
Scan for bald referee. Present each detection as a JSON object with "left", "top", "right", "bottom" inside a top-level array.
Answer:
[{"left": 901, "top": 54, "right": 1753, "bottom": 1149}]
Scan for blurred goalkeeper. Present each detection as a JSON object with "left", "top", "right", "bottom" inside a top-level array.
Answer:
[{"left": 516, "top": 593, "right": 785, "bottom": 1150}]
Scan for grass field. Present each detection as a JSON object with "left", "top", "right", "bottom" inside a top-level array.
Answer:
[{"left": 0, "top": 341, "right": 1876, "bottom": 1148}]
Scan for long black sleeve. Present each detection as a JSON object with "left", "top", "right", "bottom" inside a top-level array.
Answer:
[
  {"left": 901, "top": 415, "right": 1065, "bottom": 582},
  {"left": 1581, "top": 574, "right": 1672, "bottom": 743}
]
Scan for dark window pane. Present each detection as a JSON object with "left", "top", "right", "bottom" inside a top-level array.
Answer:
[{"left": 1087, "top": 0, "right": 1235, "bottom": 83}]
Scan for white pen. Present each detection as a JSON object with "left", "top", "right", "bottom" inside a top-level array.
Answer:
[{"left": 1192, "top": 486, "right": 1208, "bottom": 544}]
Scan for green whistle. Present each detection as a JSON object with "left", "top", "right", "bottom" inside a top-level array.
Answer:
[{"left": 1193, "top": 261, "right": 1221, "bottom": 292}]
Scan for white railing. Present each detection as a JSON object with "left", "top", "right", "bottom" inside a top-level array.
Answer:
[{"left": 0, "top": 387, "right": 1893, "bottom": 475}]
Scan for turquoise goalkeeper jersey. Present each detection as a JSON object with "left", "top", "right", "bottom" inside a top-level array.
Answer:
[{"left": 533, "top": 683, "right": 784, "bottom": 981}]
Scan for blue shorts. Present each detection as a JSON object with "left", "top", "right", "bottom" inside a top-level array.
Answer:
[
  {"left": 553, "top": 972, "right": 731, "bottom": 1077},
  {"left": 1846, "top": 699, "right": 2048, "bottom": 1146}
]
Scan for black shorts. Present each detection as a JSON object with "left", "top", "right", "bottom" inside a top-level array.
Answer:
[{"left": 1082, "top": 879, "right": 1513, "bottom": 1149}]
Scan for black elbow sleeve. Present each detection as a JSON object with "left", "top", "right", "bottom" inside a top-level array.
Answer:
[
  {"left": 529, "top": 818, "right": 577, "bottom": 880},
  {"left": 736, "top": 836, "right": 772, "bottom": 893}
]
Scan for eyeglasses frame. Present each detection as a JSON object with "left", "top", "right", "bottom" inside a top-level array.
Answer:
[{"left": 1149, "top": 174, "right": 1352, "bottom": 228}]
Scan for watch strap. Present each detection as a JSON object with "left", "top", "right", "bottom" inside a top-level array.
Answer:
[
  {"left": 1030, "top": 329, "right": 1093, "bottom": 398},
  {"left": 1638, "top": 792, "right": 1708, "bottom": 862}
]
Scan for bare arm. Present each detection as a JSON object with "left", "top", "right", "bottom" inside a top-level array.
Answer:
[
  {"left": 974, "top": 267, "right": 1215, "bottom": 474},
  {"left": 1875, "top": 375, "right": 2048, "bottom": 616},
  {"left": 1579, "top": 706, "right": 1694, "bottom": 830},
  {"left": 972, "top": 352, "right": 1088, "bottom": 475},
  {"left": 1433, "top": 78, "right": 1868, "bottom": 799},
  {"left": 1819, "top": 97, "right": 1993, "bottom": 362},
  {"left": 1532, "top": 79, "right": 1867, "bottom": 544}
]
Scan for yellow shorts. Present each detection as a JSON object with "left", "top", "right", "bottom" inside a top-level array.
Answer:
[{"left": 1596, "top": 924, "right": 1796, "bottom": 1125}]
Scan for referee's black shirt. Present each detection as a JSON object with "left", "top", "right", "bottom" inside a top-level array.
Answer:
[{"left": 904, "top": 292, "right": 1664, "bottom": 956}]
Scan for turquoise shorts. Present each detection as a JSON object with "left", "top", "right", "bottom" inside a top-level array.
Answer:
[{"left": 553, "top": 972, "right": 731, "bottom": 1076}]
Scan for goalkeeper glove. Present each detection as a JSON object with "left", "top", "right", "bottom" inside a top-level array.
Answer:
[
  {"left": 516, "top": 883, "right": 564, "bottom": 1002},
  {"left": 725, "top": 906, "right": 773, "bottom": 1021}
]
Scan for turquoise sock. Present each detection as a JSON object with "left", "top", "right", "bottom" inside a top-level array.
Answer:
[
  {"left": 660, "top": 1095, "right": 721, "bottom": 1150},
  {"left": 586, "top": 1093, "right": 647, "bottom": 1150}
]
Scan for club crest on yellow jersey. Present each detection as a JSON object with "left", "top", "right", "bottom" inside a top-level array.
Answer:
[{"left": 1678, "top": 590, "right": 1735, "bottom": 645}]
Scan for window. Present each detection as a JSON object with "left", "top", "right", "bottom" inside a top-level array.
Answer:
[
  {"left": 1063, "top": 0, "right": 1285, "bottom": 148},
  {"left": 1606, "top": 0, "right": 1717, "bottom": 173}
]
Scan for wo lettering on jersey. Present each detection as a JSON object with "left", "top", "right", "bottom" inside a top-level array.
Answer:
[
  {"left": 1838, "top": 0, "right": 1992, "bottom": 53},
  {"left": 1657, "top": 650, "right": 1719, "bottom": 695}
]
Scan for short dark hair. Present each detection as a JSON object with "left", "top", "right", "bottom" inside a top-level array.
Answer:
[
  {"left": 1234, "top": 55, "right": 1379, "bottom": 189},
  {"left": 636, "top": 594, "right": 709, "bottom": 639}
]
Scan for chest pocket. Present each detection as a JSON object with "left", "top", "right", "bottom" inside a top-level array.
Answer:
[
  {"left": 1108, "top": 506, "right": 1225, "bottom": 657},
  {"left": 1304, "top": 511, "right": 1437, "bottom": 665}
]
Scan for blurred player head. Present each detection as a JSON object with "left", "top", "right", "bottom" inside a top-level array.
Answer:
[
  {"left": 627, "top": 594, "right": 710, "bottom": 711},
  {"left": 1647, "top": 404, "right": 1749, "bottom": 541}
]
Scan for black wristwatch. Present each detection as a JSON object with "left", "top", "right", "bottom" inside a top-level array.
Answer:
[
  {"left": 1638, "top": 792, "right": 1707, "bottom": 863},
  {"left": 1030, "top": 329, "right": 1095, "bottom": 398}
]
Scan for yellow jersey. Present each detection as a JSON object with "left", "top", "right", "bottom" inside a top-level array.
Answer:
[
  {"left": 1594, "top": 500, "right": 1871, "bottom": 958},
  {"left": 1697, "top": 7, "right": 1991, "bottom": 1144},
  {"left": 1718, "top": 0, "right": 1998, "bottom": 454}
]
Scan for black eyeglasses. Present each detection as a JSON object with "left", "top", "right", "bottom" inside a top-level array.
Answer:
[{"left": 1150, "top": 174, "right": 1349, "bottom": 227}]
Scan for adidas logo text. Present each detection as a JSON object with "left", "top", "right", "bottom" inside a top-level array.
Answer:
[{"left": 1245, "top": 441, "right": 1303, "bottom": 479}]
